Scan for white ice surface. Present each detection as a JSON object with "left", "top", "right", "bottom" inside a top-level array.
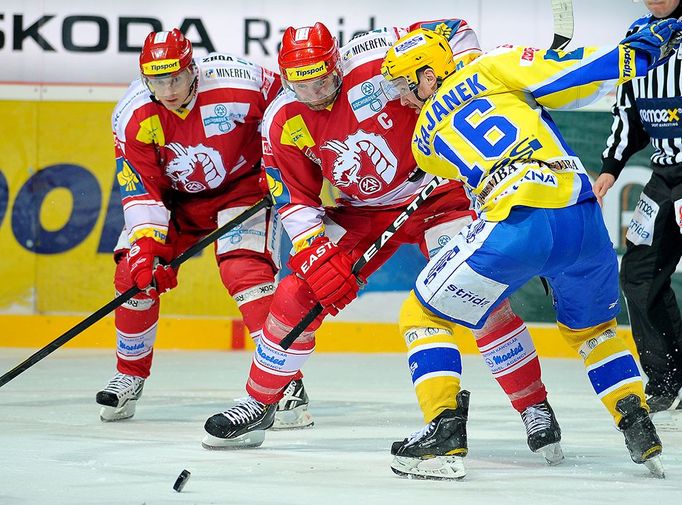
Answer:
[{"left": 1, "top": 349, "right": 681, "bottom": 505}]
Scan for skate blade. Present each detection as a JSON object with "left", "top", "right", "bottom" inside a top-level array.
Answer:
[
  {"left": 99, "top": 401, "right": 137, "bottom": 422},
  {"left": 391, "top": 455, "right": 466, "bottom": 480},
  {"left": 536, "top": 442, "right": 565, "bottom": 466},
  {"left": 201, "top": 431, "right": 266, "bottom": 450},
  {"left": 643, "top": 456, "right": 665, "bottom": 479},
  {"left": 272, "top": 407, "right": 314, "bottom": 430},
  {"left": 650, "top": 410, "right": 682, "bottom": 432}
]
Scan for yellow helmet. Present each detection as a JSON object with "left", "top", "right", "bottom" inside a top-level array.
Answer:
[{"left": 381, "top": 28, "right": 480, "bottom": 97}]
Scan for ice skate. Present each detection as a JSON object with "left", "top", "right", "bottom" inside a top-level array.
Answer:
[
  {"left": 521, "top": 400, "right": 564, "bottom": 465},
  {"left": 96, "top": 372, "right": 145, "bottom": 422},
  {"left": 646, "top": 393, "right": 682, "bottom": 431},
  {"left": 273, "top": 379, "right": 314, "bottom": 430},
  {"left": 390, "top": 390, "right": 470, "bottom": 480},
  {"left": 202, "top": 396, "right": 276, "bottom": 449},
  {"left": 617, "top": 394, "right": 665, "bottom": 478}
]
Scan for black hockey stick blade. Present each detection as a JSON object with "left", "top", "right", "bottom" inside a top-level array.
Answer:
[
  {"left": 279, "top": 177, "right": 445, "bottom": 350},
  {"left": 551, "top": 0, "right": 574, "bottom": 50},
  {"left": 0, "top": 195, "right": 273, "bottom": 388}
]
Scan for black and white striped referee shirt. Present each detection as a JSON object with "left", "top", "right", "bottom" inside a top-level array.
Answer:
[{"left": 601, "top": 9, "right": 682, "bottom": 177}]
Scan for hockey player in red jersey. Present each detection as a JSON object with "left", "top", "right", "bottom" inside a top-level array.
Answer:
[
  {"left": 201, "top": 20, "right": 563, "bottom": 476},
  {"left": 96, "top": 28, "right": 311, "bottom": 430}
]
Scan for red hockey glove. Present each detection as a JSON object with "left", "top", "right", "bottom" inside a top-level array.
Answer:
[
  {"left": 127, "top": 237, "right": 178, "bottom": 294},
  {"left": 289, "top": 237, "right": 359, "bottom": 316}
]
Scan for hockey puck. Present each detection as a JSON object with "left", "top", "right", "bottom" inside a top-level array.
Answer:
[{"left": 173, "top": 469, "right": 191, "bottom": 492}]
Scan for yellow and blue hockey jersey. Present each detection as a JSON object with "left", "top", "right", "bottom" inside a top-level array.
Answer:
[{"left": 411, "top": 44, "right": 649, "bottom": 221}]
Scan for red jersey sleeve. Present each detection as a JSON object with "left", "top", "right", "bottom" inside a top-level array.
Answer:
[
  {"left": 113, "top": 105, "right": 173, "bottom": 245},
  {"left": 262, "top": 98, "right": 327, "bottom": 252}
]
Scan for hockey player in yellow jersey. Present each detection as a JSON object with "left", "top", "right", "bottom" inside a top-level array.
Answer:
[{"left": 381, "top": 18, "right": 682, "bottom": 478}]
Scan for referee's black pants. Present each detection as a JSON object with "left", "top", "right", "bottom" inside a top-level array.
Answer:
[{"left": 620, "top": 165, "right": 682, "bottom": 398}]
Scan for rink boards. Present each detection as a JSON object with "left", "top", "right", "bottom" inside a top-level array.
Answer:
[{"left": 0, "top": 313, "right": 638, "bottom": 358}]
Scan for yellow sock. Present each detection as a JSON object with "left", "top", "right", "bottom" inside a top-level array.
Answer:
[
  {"left": 400, "top": 290, "right": 463, "bottom": 422},
  {"left": 558, "top": 319, "right": 646, "bottom": 424}
]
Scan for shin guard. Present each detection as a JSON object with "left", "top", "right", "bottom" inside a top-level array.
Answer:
[
  {"left": 113, "top": 258, "right": 159, "bottom": 378},
  {"left": 473, "top": 300, "right": 547, "bottom": 413},
  {"left": 559, "top": 319, "right": 646, "bottom": 425},
  {"left": 400, "top": 291, "right": 462, "bottom": 423},
  {"left": 246, "top": 275, "right": 321, "bottom": 403}
]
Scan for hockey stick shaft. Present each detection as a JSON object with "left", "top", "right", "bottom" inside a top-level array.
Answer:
[
  {"left": 0, "top": 195, "right": 273, "bottom": 388},
  {"left": 551, "top": 0, "right": 574, "bottom": 50},
  {"left": 279, "top": 176, "right": 446, "bottom": 351}
]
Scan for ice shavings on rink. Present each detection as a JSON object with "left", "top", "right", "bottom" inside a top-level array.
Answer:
[{"left": 1, "top": 349, "right": 681, "bottom": 505}]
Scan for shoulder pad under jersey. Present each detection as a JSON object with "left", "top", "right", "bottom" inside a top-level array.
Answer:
[
  {"left": 339, "top": 28, "right": 396, "bottom": 72},
  {"left": 196, "top": 53, "right": 263, "bottom": 91},
  {"left": 111, "top": 79, "right": 152, "bottom": 142},
  {"left": 261, "top": 90, "right": 305, "bottom": 143}
]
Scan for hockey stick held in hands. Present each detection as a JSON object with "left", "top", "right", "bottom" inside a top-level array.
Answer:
[
  {"left": 0, "top": 195, "right": 274, "bottom": 388},
  {"left": 551, "top": 0, "right": 574, "bottom": 50},
  {"left": 279, "top": 176, "right": 446, "bottom": 351}
]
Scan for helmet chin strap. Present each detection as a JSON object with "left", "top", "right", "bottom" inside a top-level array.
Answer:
[
  {"left": 176, "top": 64, "right": 199, "bottom": 109},
  {"left": 414, "top": 73, "right": 440, "bottom": 103},
  {"left": 178, "top": 76, "right": 198, "bottom": 109},
  {"left": 414, "top": 89, "right": 430, "bottom": 103}
]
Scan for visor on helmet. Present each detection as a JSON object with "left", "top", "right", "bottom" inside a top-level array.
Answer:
[
  {"left": 143, "top": 67, "right": 194, "bottom": 94},
  {"left": 380, "top": 76, "right": 413, "bottom": 101},
  {"left": 281, "top": 66, "right": 343, "bottom": 109}
]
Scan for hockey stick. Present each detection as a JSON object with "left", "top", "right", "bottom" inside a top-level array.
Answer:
[
  {"left": 534, "top": 0, "right": 574, "bottom": 298},
  {"left": 279, "top": 176, "right": 446, "bottom": 351},
  {"left": 551, "top": 0, "right": 574, "bottom": 50},
  {"left": 0, "top": 195, "right": 273, "bottom": 388}
]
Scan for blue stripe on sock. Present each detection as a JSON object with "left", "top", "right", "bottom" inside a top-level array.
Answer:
[
  {"left": 408, "top": 346, "right": 462, "bottom": 384},
  {"left": 587, "top": 354, "right": 641, "bottom": 395}
]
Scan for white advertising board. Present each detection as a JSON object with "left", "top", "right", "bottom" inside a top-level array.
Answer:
[{"left": 1, "top": 0, "right": 647, "bottom": 84}]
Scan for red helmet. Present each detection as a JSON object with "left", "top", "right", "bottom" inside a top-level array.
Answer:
[
  {"left": 139, "top": 28, "right": 193, "bottom": 76},
  {"left": 278, "top": 22, "right": 340, "bottom": 83},
  {"left": 278, "top": 23, "right": 342, "bottom": 109}
]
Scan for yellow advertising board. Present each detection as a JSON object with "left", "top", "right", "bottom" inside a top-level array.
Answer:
[{"left": 0, "top": 99, "right": 245, "bottom": 344}]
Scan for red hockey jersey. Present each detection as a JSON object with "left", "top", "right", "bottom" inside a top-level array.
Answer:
[
  {"left": 112, "top": 53, "right": 280, "bottom": 244},
  {"left": 262, "top": 20, "right": 480, "bottom": 251}
]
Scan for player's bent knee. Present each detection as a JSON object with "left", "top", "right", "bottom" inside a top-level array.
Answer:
[
  {"left": 558, "top": 319, "right": 619, "bottom": 359},
  {"left": 219, "top": 252, "right": 276, "bottom": 294},
  {"left": 219, "top": 253, "right": 277, "bottom": 334},
  {"left": 263, "top": 275, "right": 323, "bottom": 346},
  {"left": 399, "top": 291, "right": 456, "bottom": 344},
  {"left": 114, "top": 258, "right": 157, "bottom": 310}
]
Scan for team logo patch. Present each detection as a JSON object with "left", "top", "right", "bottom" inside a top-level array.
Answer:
[
  {"left": 466, "top": 220, "right": 486, "bottom": 243},
  {"left": 116, "top": 159, "right": 146, "bottom": 197},
  {"left": 200, "top": 102, "right": 250, "bottom": 137},
  {"left": 322, "top": 130, "right": 397, "bottom": 193},
  {"left": 359, "top": 176, "right": 381, "bottom": 194},
  {"left": 348, "top": 76, "right": 390, "bottom": 122},
  {"left": 164, "top": 143, "right": 227, "bottom": 193}
]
